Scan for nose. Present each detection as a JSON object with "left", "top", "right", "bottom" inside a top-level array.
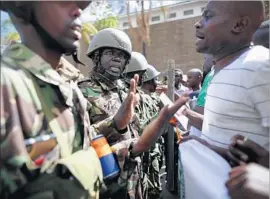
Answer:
[
  {"left": 194, "top": 20, "right": 202, "bottom": 29},
  {"left": 112, "top": 56, "right": 121, "bottom": 62},
  {"left": 71, "top": 6, "right": 83, "bottom": 18}
]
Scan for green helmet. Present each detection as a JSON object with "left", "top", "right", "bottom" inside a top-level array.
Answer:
[
  {"left": 143, "top": 64, "right": 160, "bottom": 82},
  {"left": 0, "top": 1, "right": 90, "bottom": 22},
  {"left": 1, "top": 1, "right": 91, "bottom": 57},
  {"left": 122, "top": 52, "right": 148, "bottom": 74},
  {"left": 87, "top": 28, "right": 132, "bottom": 59}
]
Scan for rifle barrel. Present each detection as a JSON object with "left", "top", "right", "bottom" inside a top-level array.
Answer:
[{"left": 25, "top": 134, "right": 56, "bottom": 146}]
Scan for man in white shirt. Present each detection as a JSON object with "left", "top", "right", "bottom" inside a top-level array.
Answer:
[
  {"left": 179, "top": 2, "right": 269, "bottom": 198},
  {"left": 183, "top": 0, "right": 269, "bottom": 154}
]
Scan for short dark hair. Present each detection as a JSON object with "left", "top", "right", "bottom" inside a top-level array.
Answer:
[{"left": 175, "top": 69, "right": 183, "bottom": 78}]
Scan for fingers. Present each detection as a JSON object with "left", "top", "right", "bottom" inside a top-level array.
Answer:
[
  {"left": 129, "top": 78, "right": 136, "bottom": 94},
  {"left": 229, "top": 165, "right": 246, "bottom": 179},
  {"left": 235, "top": 139, "right": 265, "bottom": 155},
  {"left": 231, "top": 134, "right": 245, "bottom": 144},
  {"left": 226, "top": 167, "right": 247, "bottom": 192},
  {"left": 133, "top": 74, "right": 139, "bottom": 85},
  {"left": 179, "top": 135, "right": 195, "bottom": 144},
  {"left": 226, "top": 150, "right": 247, "bottom": 167},
  {"left": 124, "top": 92, "right": 135, "bottom": 110},
  {"left": 229, "top": 146, "right": 249, "bottom": 162}
]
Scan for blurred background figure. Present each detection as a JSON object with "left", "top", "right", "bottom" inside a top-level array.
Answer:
[
  {"left": 253, "top": 20, "right": 269, "bottom": 48},
  {"left": 142, "top": 64, "right": 161, "bottom": 94},
  {"left": 186, "top": 68, "right": 202, "bottom": 99},
  {"left": 175, "top": 69, "right": 190, "bottom": 95}
]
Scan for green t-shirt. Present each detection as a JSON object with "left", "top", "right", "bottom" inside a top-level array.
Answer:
[{"left": 196, "top": 69, "right": 215, "bottom": 107}]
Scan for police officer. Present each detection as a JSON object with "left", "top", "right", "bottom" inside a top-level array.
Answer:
[
  {"left": 141, "top": 65, "right": 164, "bottom": 197},
  {"left": 142, "top": 64, "right": 161, "bottom": 94},
  {"left": 124, "top": 54, "right": 163, "bottom": 198},
  {"left": 0, "top": 2, "right": 103, "bottom": 199},
  {"left": 122, "top": 51, "right": 148, "bottom": 87},
  {"left": 78, "top": 28, "right": 144, "bottom": 199},
  {"left": 78, "top": 28, "right": 139, "bottom": 144},
  {"left": 0, "top": 2, "right": 139, "bottom": 199}
]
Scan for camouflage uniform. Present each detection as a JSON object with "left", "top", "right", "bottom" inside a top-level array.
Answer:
[
  {"left": 78, "top": 73, "right": 142, "bottom": 199},
  {"left": 0, "top": 43, "right": 138, "bottom": 199},
  {"left": 78, "top": 72, "right": 140, "bottom": 144},
  {"left": 0, "top": 43, "right": 106, "bottom": 198},
  {"left": 138, "top": 92, "right": 164, "bottom": 198}
]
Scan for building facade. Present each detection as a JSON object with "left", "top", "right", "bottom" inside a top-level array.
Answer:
[
  {"left": 64, "top": 0, "right": 208, "bottom": 77},
  {"left": 119, "top": 0, "right": 207, "bottom": 74}
]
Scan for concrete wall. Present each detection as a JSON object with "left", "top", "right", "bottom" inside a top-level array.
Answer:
[
  {"left": 65, "top": 16, "right": 205, "bottom": 77},
  {"left": 125, "top": 16, "right": 204, "bottom": 74}
]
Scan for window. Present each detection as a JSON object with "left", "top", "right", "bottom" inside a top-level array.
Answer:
[
  {"left": 169, "top": 12, "right": 177, "bottom": 19},
  {"left": 151, "top": 16, "right": 160, "bottom": 22},
  {"left": 201, "top": 7, "right": 205, "bottom": 13},
  {"left": 123, "top": 22, "right": 129, "bottom": 28},
  {"left": 183, "top": 9, "right": 194, "bottom": 16}
]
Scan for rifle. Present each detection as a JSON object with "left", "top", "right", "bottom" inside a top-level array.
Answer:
[{"left": 25, "top": 134, "right": 57, "bottom": 160}]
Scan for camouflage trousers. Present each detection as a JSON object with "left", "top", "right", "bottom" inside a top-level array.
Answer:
[{"left": 141, "top": 137, "right": 164, "bottom": 198}]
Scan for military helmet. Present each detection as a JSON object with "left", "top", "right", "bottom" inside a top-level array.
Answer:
[
  {"left": 143, "top": 65, "right": 160, "bottom": 82},
  {"left": 1, "top": 1, "right": 91, "bottom": 57},
  {"left": 0, "top": 1, "right": 90, "bottom": 22},
  {"left": 122, "top": 52, "right": 148, "bottom": 74},
  {"left": 87, "top": 28, "right": 132, "bottom": 59},
  {"left": 0, "top": 2, "right": 32, "bottom": 22}
]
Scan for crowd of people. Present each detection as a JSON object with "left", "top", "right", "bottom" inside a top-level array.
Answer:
[{"left": 0, "top": 1, "right": 269, "bottom": 199}]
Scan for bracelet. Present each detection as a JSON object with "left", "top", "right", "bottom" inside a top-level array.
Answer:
[{"left": 109, "top": 118, "right": 128, "bottom": 134}]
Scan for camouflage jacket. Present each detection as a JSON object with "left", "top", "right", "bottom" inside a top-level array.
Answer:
[
  {"left": 0, "top": 43, "right": 109, "bottom": 196},
  {"left": 138, "top": 92, "right": 160, "bottom": 133},
  {"left": 78, "top": 72, "right": 140, "bottom": 145},
  {"left": 78, "top": 72, "right": 142, "bottom": 199}
]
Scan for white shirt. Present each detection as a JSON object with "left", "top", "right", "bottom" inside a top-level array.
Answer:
[{"left": 202, "top": 46, "right": 270, "bottom": 150}]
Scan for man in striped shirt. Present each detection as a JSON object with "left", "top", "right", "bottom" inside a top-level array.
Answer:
[{"left": 184, "top": 0, "right": 269, "bottom": 155}]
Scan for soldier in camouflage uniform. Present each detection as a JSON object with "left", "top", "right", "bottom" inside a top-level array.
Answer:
[
  {"left": 122, "top": 52, "right": 151, "bottom": 135},
  {"left": 124, "top": 54, "right": 164, "bottom": 198},
  {"left": 122, "top": 52, "right": 148, "bottom": 88},
  {"left": 141, "top": 65, "right": 165, "bottom": 198},
  {"left": 78, "top": 28, "right": 144, "bottom": 199},
  {"left": 0, "top": 2, "right": 141, "bottom": 199}
]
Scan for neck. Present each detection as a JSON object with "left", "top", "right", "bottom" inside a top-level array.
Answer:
[
  {"left": 192, "top": 84, "right": 201, "bottom": 91},
  {"left": 93, "top": 68, "right": 119, "bottom": 87},
  {"left": 141, "top": 85, "right": 151, "bottom": 94},
  {"left": 213, "top": 43, "right": 251, "bottom": 71},
  {"left": 23, "top": 36, "right": 62, "bottom": 69}
]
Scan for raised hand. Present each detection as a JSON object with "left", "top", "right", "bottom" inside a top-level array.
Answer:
[
  {"left": 113, "top": 74, "right": 139, "bottom": 130},
  {"left": 132, "top": 95, "right": 189, "bottom": 154}
]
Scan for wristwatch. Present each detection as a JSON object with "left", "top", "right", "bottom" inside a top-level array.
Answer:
[{"left": 107, "top": 118, "right": 128, "bottom": 134}]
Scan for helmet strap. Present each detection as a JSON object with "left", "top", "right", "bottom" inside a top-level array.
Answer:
[{"left": 71, "top": 51, "right": 85, "bottom": 66}]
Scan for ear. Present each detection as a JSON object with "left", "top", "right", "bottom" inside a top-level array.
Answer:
[{"left": 231, "top": 16, "right": 250, "bottom": 34}]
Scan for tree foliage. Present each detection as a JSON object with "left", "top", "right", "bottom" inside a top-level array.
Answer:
[
  {"left": 1, "top": 18, "right": 21, "bottom": 45},
  {"left": 94, "top": 16, "right": 118, "bottom": 31}
]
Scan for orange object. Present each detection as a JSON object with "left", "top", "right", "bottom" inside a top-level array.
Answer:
[
  {"left": 91, "top": 135, "right": 113, "bottom": 158},
  {"left": 169, "top": 117, "right": 177, "bottom": 126}
]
